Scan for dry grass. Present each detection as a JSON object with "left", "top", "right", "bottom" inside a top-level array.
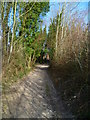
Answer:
[
  {"left": 48, "top": 57, "right": 89, "bottom": 118},
  {"left": 48, "top": 19, "right": 89, "bottom": 118},
  {"left": 2, "top": 51, "right": 31, "bottom": 91}
]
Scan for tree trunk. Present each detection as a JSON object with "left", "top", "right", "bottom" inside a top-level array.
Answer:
[
  {"left": 55, "top": 6, "right": 60, "bottom": 59},
  {"left": 8, "top": 1, "right": 17, "bottom": 63}
]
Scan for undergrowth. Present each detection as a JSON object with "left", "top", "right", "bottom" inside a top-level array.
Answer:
[
  {"left": 48, "top": 60, "right": 89, "bottom": 118},
  {"left": 2, "top": 51, "right": 33, "bottom": 92}
]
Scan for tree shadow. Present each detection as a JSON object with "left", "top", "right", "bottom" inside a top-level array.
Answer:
[{"left": 2, "top": 65, "right": 57, "bottom": 118}]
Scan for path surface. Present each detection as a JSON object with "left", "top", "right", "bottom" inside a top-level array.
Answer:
[{"left": 2, "top": 64, "right": 74, "bottom": 118}]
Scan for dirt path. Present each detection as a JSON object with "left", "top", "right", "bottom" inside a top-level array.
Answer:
[{"left": 2, "top": 64, "right": 74, "bottom": 118}]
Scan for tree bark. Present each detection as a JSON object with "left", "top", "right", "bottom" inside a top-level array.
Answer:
[{"left": 8, "top": 1, "right": 17, "bottom": 63}]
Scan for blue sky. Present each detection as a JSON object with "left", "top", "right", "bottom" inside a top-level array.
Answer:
[
  {"left": 8, "top": 2, "right": 88, "bottom": 34},
  {"left": 42, "top": 2, "right": 88, "bottom": 32}
]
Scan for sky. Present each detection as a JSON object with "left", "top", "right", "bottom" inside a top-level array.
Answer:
[
  {"left": 42, "top": 2, "right": 88, "bottom": 32},
  {"left": 7, "top": 1, "right": 88, "bottom": 34}
]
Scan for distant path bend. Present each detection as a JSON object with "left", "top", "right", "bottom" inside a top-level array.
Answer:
[{"left": 2, "top": 64, "right": 74, "bottom": 118}]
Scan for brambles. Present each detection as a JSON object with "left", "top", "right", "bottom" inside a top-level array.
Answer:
[{"left": 47, "top": 3, "right": 88, "bottom": 118}]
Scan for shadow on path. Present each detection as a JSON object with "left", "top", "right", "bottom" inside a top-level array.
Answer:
[{"left": 2, "top": 64, "right": 74, "bottom": 118}]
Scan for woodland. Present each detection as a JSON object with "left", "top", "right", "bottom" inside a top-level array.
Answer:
[{"left": 1, "top": 1, "right": 89, "bottom": 118}]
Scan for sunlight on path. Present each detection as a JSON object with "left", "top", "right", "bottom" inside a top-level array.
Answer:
[
  {"left": 2, "top": 64, "right": 74, "bottom": 118},
  {"left": 36, "top": 64, "right": 49, "bottom": 68}
]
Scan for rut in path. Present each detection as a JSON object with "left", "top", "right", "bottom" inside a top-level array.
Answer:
[{"left": 2, "top": 64, "right": 74, "bottom": 118}]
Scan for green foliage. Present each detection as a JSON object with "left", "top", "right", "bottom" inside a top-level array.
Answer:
[
  {"left": 44, "top": 48, "right": 49, "bottom": 54},
  {"left": 19, "top": 2, "right": 49, "bottom": 62},
  {"left": 2, "top": 2, "right": 50, "bottom": 89}
]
